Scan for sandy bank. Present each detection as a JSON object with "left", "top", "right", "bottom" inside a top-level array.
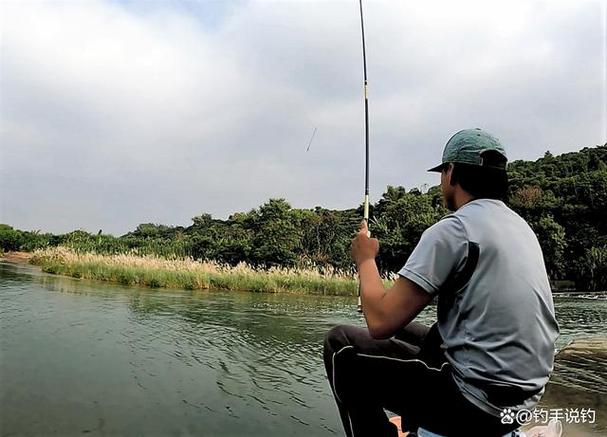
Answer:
[{"left": 1, "top": 251, "right": 33, "bottom": 263}]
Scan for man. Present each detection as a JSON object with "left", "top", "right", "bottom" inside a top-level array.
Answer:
[{"left": 323, "top": 128, "right": 560, "bottom": 437}]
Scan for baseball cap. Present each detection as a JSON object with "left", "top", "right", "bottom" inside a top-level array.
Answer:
[{"left": 428, "top": 128, "right": 508, "bottom": 172}]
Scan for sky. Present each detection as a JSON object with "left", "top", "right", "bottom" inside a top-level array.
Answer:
[{"left": 1, "top": 0, "right": 606, "bottom": 235}]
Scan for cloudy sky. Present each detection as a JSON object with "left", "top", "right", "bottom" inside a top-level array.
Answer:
[{"left": 1, "top": 0, "right": 606, "bottom": 235}]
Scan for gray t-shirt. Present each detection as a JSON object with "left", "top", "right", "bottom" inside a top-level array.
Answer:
[{"left": 398, "top": 199, "right": 559, "bottom": 417}]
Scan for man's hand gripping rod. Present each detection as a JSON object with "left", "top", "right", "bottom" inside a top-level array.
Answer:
[{"left": 357, "top": 201, "right": 370, "bottom": 312}]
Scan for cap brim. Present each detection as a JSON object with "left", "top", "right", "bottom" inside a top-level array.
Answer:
[{"left": 427, "top": 163, "right": 445, "bottom": 172}]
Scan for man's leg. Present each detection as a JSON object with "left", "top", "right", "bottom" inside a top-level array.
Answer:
[{"left": 323, "top": 323, "right": 445, "bottom": 437}]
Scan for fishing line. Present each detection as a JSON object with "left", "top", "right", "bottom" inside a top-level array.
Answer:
[{"left": 306, "top": 127, "right": 317, "bottom": 152}]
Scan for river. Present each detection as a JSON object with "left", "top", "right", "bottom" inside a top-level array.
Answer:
[{"left": 1, "top": 261, "right": 605, "bottom": 436}]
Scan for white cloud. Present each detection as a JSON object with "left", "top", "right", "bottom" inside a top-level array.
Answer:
[{"left": 1, "top": 0, "right": 605, "bottom": 234}]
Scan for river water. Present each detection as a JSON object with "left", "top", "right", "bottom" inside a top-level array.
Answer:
[{"left": 1, "top": 261, "right": 605, "bottom": 436}]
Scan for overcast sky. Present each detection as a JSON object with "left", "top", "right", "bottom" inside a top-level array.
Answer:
[{"left": 1, "top": 0, "right": 606, "bottom": 235}]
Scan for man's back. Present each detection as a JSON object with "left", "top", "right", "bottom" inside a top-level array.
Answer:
[{"left": 402, "top": 198, "right": 560, "bottom": 416}]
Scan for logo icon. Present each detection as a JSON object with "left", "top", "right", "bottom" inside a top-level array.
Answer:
[{"left": 500, "top": 408, "right": 516, "bottom": 424}]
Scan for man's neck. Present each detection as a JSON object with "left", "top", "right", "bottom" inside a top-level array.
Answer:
[{"left": 454, "top": 189, "right": 475, "bottom": 210}]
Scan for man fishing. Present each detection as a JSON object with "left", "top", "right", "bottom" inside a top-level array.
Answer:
[{"left": 323, "top": 128, "right": 560, "bottom": 437}]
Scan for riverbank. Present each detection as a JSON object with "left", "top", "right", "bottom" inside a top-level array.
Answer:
[
  {"left": 1, "top": 251, "right": 33, "bottom": 263},
  {"left": 5, "top": 249, "right": 606, "bottom": 297},
  {"left": 24, "top": 247, "right": 367, "bottom": 295}
]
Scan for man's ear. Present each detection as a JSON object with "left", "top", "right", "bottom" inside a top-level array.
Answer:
[{"left": 447, "top": 163, "right": 458, "bottom": 187}]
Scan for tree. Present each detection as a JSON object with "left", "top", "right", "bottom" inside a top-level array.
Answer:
[
  {"left": 530, "top": 216, "right": 567, "bottom": 279},
  {"left": 191, "top": 213, "right": 213, "bottom": 229},
  {"left": 0, "top": 224, "right": 23, "bottom": 252},
  {"left": 250, "top": 199, "right": 303, "bottom": 267},
  {"left": 575, "top": 246, "right": 607, "bottom": 291}
]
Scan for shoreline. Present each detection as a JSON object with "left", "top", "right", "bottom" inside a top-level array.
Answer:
[
  {"left": 3, "top": 250, "right": 606, "bottom": 297},
  {"left": 22, "top": 248, "right": 364, "bottom": 296},
  {"left": 1, "top": 251, "right": 34, "bottom": 264}
]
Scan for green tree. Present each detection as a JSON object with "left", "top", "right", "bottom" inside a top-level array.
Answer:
[
  {"left": 250, "top": 199, "right": 302, "bottom": 267},
  {"left": 575, "top": 246, "right": 607, "bottom": 291},
  {"left": 0, "top": 224, "right": 24, "bottom": 252},
  {"left": 530, "top": 216, "right": 567, "bottom": 279}
]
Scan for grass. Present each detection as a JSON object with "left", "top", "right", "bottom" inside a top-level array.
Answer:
[{"left": 29, "top": 247, "right": 391, "bottom": 296}]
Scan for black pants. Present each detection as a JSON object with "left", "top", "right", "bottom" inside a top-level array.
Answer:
[{"left": 323, "top": 322, "right": 521, "bottom": 437}]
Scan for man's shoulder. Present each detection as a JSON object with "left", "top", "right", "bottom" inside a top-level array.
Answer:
[
  {"left": 451, "top": 199, "right": 540, "bottom": 253},
  {"left": 420, "top": 214, "right": 468, "bottom": 247},
  {"left": 451, "top": 199, "right": 528, "bottom": 227},
  {"left": 453, "top": 198, "right": 507, "bottom": 216}
]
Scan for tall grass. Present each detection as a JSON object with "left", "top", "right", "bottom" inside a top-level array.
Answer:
[{"left": 30, "top": 247, "right": 377, "bottom": 296}]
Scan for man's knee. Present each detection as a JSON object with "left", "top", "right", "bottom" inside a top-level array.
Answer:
[
  {"left": 324, "top": 324, "right": 362, "bottom": 353},
  {"left": 324, "top": 324, "right": 347, "bottom": 358},
  {"left": 324, "top": 324, "right": 366, "bottom": 370}
]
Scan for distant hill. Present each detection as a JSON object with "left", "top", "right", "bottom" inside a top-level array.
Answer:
[{"left": 508, "top": 145, "right": 607, "bottom": 289}]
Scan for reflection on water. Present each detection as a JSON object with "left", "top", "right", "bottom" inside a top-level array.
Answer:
[
  {"left": 1, "top": 262, "right": 605, "bottom": 436},
  {"left": 535, "top": 336, "right": 607, "bottom": 436}
]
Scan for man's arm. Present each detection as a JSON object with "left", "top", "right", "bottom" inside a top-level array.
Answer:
[{"left": 352, "top": 221, "right": 434, "bottom": 339}]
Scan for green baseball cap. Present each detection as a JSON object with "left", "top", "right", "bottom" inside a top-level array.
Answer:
[{"left": 428, "top": 128, "right": 508, "bottom": 172}]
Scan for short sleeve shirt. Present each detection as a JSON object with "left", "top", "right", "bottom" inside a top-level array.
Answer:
[
  {"left": 398, "top": 199, "right": 559, "bottom": 417},
  {"left": 398, "top": 217, "right": 468, "bottom": 296}
]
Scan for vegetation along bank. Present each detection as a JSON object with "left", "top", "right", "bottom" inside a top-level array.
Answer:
[{"left": 27, "top": 247, "right": 371, "bottom": 295}]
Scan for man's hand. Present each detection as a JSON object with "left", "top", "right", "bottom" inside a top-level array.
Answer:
[{"left": 351, "top": 220, "right": 379, "bottom": 268}]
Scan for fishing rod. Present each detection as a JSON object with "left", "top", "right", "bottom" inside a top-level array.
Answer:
[{"left": 357, "top": 0, "right": 370, "bottom": 313}]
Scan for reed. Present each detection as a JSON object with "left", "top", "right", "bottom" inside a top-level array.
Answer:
[{"left": 30, "top": 247, "right": 385, "bottom": 296}]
